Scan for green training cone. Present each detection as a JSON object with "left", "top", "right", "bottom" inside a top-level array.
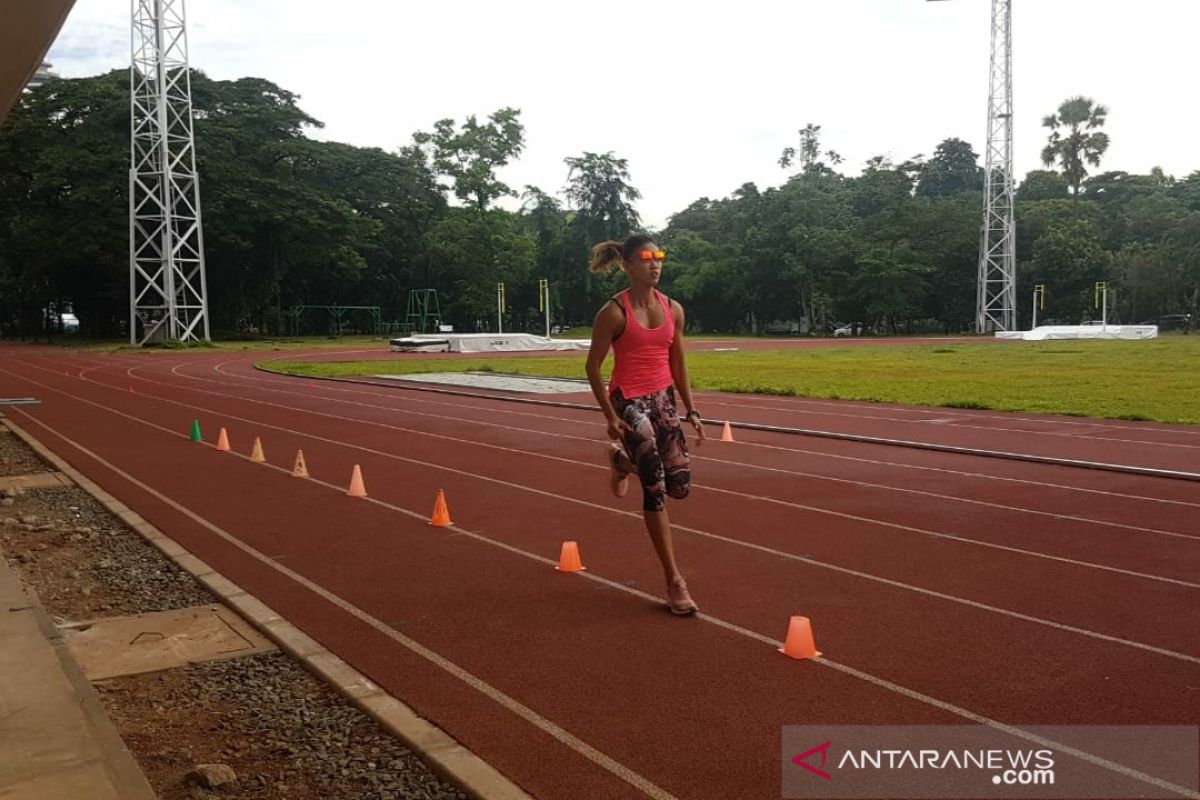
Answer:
[{"left": 190, "top": 419, "right": 202, "bottom": 442}]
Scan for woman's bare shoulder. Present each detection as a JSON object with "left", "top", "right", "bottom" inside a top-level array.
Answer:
[{"left": 593, "top": 297, "right": 625, "bottom": 328}]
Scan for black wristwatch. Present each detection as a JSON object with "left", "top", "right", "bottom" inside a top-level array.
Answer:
[{"left": 685, "top": 409, "right": 702, "bottom": 422}]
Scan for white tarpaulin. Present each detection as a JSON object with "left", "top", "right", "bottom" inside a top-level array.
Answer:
[
  {"left": 390, "top": 333, "right": 591, "bottom": 353},
  {"left": 995, "top": 325, "right": 1159, "bottom": 341},
  {"left": 375, "top": 372, "right": 590, "bottom": 394}
]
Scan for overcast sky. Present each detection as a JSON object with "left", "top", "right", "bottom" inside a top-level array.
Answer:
[{"left": 46, "top": 0, "right": 1200, "bottom": 228}]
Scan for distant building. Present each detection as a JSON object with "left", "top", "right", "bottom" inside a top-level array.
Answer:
[{"left": 25, "top": 61, "right": 59, "bottom": 90}]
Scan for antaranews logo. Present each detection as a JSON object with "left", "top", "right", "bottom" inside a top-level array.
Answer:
[
  {"left": 791, "top": 741, "right": 833, "bottom": 781},
  {"left": 789, "top": 741, "right": 1055, "bottom": 783},
  {"left": 833, "top": 746, "right": 1056, "bottom": 786},
  {"left": 783, "top": 725, "right": 1199, "bottom": 799}
]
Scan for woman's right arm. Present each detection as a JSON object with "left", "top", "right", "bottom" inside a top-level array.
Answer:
[{"left": 586, "top": 302, "right": 630, "bottom": 440}]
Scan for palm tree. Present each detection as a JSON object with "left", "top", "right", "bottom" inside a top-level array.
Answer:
[{"left": 1041, "top": 96, "right": 1110, "bottom": 198}]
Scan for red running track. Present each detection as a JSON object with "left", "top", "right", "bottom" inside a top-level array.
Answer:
[{"left": 1, "top": 344, "right": 1198, "bottom": 800}]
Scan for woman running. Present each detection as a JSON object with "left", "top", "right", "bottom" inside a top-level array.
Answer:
[{"left": 584, "top": 234, "right": 705, "bottom": 615}]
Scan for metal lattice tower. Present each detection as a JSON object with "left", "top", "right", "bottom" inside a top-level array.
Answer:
[
  {"left": 129, "top": 0, "right": 210, "bottom": 344},
  {"left": 977, "top": 0, "right": 1016, "bottom": 332}
]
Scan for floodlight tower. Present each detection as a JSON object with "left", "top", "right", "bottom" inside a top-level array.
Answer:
[
  {"left": 129, "top": 0, "right": 210, "bottom": 344},
  {"left": 931, "top": 0, "right": 1016, "bottom": 332}
]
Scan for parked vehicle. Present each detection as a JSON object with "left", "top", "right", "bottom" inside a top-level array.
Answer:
[{"left": 832, "top": 321, "right": 868, "bottom": 337}]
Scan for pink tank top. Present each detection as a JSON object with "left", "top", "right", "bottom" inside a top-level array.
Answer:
[{"left": 608, "top": 289, "right": 675, "bottom": 398}]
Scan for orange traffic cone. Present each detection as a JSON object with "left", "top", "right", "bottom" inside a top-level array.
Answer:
[
  {"left": 429, "top": 490, "right": 452, "bottom": 526},
  {"left": 250, "top": 436, "right": 266, "bottom": 463},
  {"left": 347, "top": 465, "right": 367, "bottom": 497},
  {"left": 216, "top": 427, "right": 231, "bottom": 452},
  {"left": 291, "top": 449, "right": 308, "bottom": 477},
  {"left": 556, "top": 541, "right": 585, "bottom": 572},
  {"left": 778, "top": 616, "right": 821, "bottom": 660},
  {"left": 721, "top": 420, "right": 735, "bottom": 442}
]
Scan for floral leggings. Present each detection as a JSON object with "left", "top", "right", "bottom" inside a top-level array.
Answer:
[{"left": 611, "top": 386, "right": 691, "bottom": 512}]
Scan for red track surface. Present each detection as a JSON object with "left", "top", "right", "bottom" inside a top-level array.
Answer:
[{"left": 2, "top": 344, "right": 1198, "bottom": 800}]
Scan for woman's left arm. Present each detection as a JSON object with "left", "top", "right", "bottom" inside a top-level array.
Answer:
[{"left": 669, "top": 300, "right": 705, "bottom": 443}]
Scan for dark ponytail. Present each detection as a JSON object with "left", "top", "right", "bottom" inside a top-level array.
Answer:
[
  {"left": 587, "top": 233, "right": 656, "bottom": 275},
  {"left": 588, "top": 240, "right": 624, "bottom": 274}
]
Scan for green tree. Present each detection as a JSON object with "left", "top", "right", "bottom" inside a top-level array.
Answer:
[
  {"left": 910, "top": 196, "right": 980, "bottom": 333},
  {"left": 915, "top": 138, "right": 983, "bottom": 198},
  {"left": 561, "top": 151, "right": 643, "bottom": 322},
  {"left": 0, "top": 69, "right": 445, "bottom": 337},
  {"left": 422, "top": 208, "right": 536, "bottom": 330},
  {"left": 190, "top": 75, "right": 403, "bottom": 332},
  {"left": 520, "top": 186, "right": 570, "bottom": 326},
  {"left": 0, "top": 70, "right": 129, "bottom": 336},
  {"left": 779, "top": 123, "right": 843, "bottom": 175},
  {"left": 747, "top": 174, "right": 853, "bottom": 331},
  {"left": 658, "top": 233, "right": 750, "bottom": 332},
  {"left": 1030, "top": 218, "right": 1108, "bottom": 321},
  {"left": 1017, "top": 170, "right": 1070, "bottom": 202},
  {"left": 1171, "top": 172, "right": 1200, "bottom": 211},
  {"left": 412, "top": 107, "right": 524, "bottom": 211},
  {"left": 1113, "top": 243, "right": 1172, "bottom": 323},
  {"left": 846, "top": 249, "right": 930, "bottom": 333},
  {"left": 279, "top": 139, "right": 444, "bottom": 314},
  {"left": 1084, "top": 171, "right": 1163, "bottom": 206},
  {"left": 1165, "top": 212, "right": 1200, "bottom": 329},
  {"left": 563, "top": 152, "right": 642, "bottom": 233},
  {"left": 1041, "top": 96, "right": 1110, "bottom": 198}
]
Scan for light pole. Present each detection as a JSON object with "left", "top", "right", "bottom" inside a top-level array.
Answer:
[
  {"left": 130, "top": 0, "right": 211, "bottom": 344},
  {"left": 929, "top": 0, "right": 1017, "bottom": 333},
  {"left": 496, "top": 282, "right": 506, "bottom": 334},
  {"left": 1095, "top": 281, "right": 1108, "bottom": 329},
  {"left": 538, "top": 278, "right": 550, "bottom": 338}
]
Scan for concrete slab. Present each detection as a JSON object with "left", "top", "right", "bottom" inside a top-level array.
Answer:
[
  {"left": 0, "top": 471, "right": 73, "bottom": 491},
  {"left": 64, "top": 604, "right": 276, "bottom": 681},
  {"left": 0, "top": 559, "right": 155, "bottom": 800}
]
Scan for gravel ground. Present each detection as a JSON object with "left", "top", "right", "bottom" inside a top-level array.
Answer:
[
  {"left": 99, "top": 653, "right": 468, "bottom": 800},
  {"left": 1, "top": 430, "right": 470, "bottom": 800},
  {"left": 0, "top": 429, "right": 52, "bottom": 476},
  {"left": 3, "top": 486, "right": 214, "bottom": 620}
]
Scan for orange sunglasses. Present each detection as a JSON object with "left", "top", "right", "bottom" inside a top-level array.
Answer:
[{"left": 638, "top": 250, "right": 667, "bottom": 261}]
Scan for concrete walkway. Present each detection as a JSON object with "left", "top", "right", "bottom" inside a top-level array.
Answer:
[{"left": 0, "top": 555, "right": 156, "bottom": 800}]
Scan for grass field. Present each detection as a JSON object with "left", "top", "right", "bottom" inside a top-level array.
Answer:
[{"left": 261, "top": 336, "right": 1200, "bottom": 425}]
